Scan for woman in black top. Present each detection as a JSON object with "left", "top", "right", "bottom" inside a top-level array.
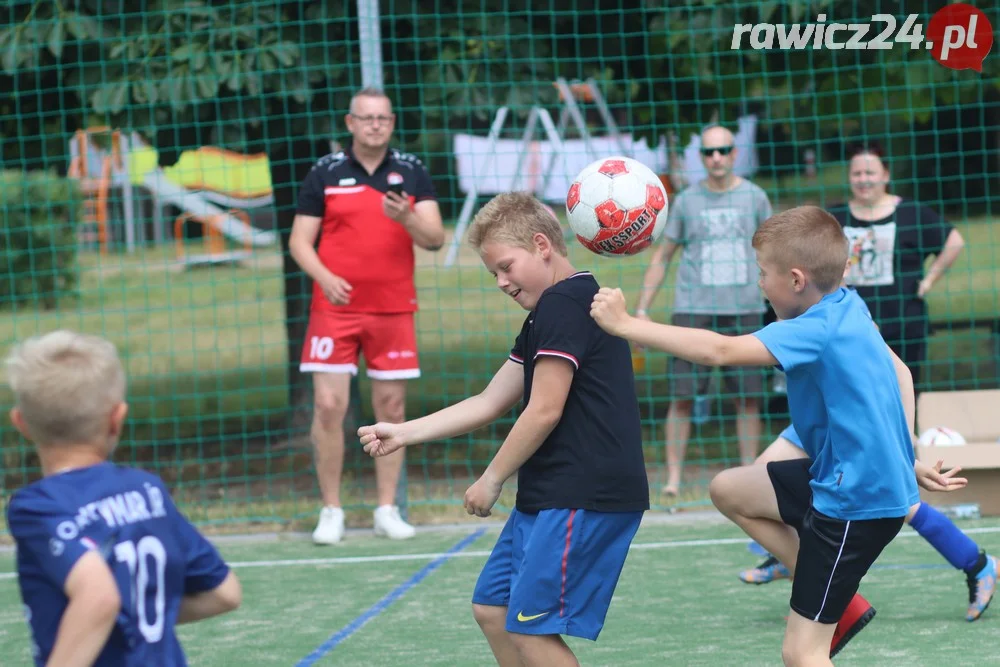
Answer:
[{"left": 828, "top": 143, "right": 965, "bottom": 391}]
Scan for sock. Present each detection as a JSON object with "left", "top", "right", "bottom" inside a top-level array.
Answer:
[
  {"left": 967, "top": 551, "right": 989, "bottom": 578},
  {"left": 909, "top": 502, "right": 981, "bottom": 572}
]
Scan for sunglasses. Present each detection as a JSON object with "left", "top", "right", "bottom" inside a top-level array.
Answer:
[{"left": 700, "top": 145, "right": 734, "bottom": 157}]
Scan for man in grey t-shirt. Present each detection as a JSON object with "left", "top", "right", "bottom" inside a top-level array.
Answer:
[{"left": 634, "top": 124, "right": 773, "bottom": 497}]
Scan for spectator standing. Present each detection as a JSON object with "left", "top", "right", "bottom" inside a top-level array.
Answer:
[
  {"left": 828, "top": 142, "right": 965, "bottom": 392},
  {"left": 289, "top": 88, "right": 445, "bottom": 544},
  {"left": 634, "top": 125, "right": 773, "bottom": 497}
]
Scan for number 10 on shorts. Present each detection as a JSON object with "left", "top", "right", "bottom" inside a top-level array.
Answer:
[{"left": 310, "top": 336, "right": 334, "bottom": 361}]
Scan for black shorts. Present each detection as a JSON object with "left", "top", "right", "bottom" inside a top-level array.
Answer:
[
  {"left": 668, "top": 313, "right": 766, "bottom": 399},
  {"left": 767, "top": 459, "right": 905, "bottom": 624}
]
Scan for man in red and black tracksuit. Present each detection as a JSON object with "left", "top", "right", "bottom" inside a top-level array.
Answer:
[{"left": 289, "top": 88, "right": 444, "bottom": 544}]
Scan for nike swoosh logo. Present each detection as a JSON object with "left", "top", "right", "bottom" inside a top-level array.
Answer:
[{"left": 516, "top": 611, "right": 549, "bottom": 622}]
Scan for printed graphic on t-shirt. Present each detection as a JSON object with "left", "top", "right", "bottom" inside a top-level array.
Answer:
[
  {"left": 845, "top": 222, "right": 896, "bottom": 286},
  {"left": 700, "top": 208, "right": 752, "bottom": 287}
]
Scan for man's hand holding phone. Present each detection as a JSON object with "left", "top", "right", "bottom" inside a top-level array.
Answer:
[{"left": 383, "top": 184, "right": 410, "bottom": 222}]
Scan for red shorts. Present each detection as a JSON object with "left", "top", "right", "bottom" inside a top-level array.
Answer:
[{"left": 299, "top": 311, "right": 420, "bottom": 380}]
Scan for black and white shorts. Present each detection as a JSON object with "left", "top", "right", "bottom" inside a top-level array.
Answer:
[{"left": 767, "top": 458, "right": 905, "bottom": 624}]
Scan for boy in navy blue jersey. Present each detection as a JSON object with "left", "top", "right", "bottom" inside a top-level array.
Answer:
[
  {"left": 359, "top": 192, "right": 649, "bottom": 666},
  {"left": 591, "top": 206, "right": 965, "bottom": 665},
  {"left": 5, "top": 331, "right": 242, "bottom": 666}
]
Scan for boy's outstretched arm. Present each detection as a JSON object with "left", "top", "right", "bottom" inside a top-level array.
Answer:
[
  {"left": 360, "top": 360, "right": 524, "bottom": 457},
  {"left": 591, "top": 288, "right": 777, "bottom": 367},
  {"left": 46, "top": 551, "right": 121, "bottom": 667},
  {"left": 465, "top": 357, "right": 574, "bottom": 516}
]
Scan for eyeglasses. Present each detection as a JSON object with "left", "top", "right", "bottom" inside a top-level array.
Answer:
[
  {"left": 700, "top": 145, "right": 734, "bottom": 157},
  {"left": 351, "top": 114, "right": 394, "bottom": 126}
]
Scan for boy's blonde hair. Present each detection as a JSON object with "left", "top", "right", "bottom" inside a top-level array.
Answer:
[
  {"left": 752, "top": 206, "right": 848, "bottom": 292},
  {"left": 467, "top": 192, "right": 567, "bottom": 255},
  {"left": 4, "top": 330, "right": 126, "bottom": 447}
]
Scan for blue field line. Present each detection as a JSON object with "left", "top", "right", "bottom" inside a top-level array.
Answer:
[{"left": 294, "top": 528, "right": 487, "bottom": 666}]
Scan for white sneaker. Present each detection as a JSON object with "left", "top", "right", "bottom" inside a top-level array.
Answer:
[
  {"left": 312, "top": 506, "right": 345, "bottom": 545},
  {"left": 373, "top": 505, "right": 416, "bottom": 540}
]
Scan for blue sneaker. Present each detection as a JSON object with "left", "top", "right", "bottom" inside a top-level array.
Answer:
[
  {"left": 739, "top": 556, "right": 791, "bottom": 585},
  {"left": 966, "top": 553, "right": 997, "bottom": 621},
  {"left": 747, "top": 540, "right": 769, "bottom": 557}
]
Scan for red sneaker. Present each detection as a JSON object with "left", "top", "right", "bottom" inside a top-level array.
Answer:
[{"left": 830, "top": 593, "right": 876, "bottom": 658}]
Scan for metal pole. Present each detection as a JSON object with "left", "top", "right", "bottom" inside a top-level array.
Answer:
[
  {"left": 357, "top": 0, "right": 409, "bottom": 518},
  {"left": 445, "top": 107, "right": 510, "bottom": 267},
  {"left": 356, "top": 0, "right": 384, "bottom": 88},
  {"left": 585, "top": 77, "right": 631, "bottom": 157},
  {"left": 508, "top": 107, "right": 540, "bottom": 193},
  {"left": 536, "top": 108, "right": 568, "bottom": 205},
  {"left": 554, "top": 78, "right": 597, "bottom": 162}
]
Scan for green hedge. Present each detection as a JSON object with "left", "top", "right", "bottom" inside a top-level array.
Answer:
[{"left": 0, "top": 170, "right": 80, "bottom": 309}]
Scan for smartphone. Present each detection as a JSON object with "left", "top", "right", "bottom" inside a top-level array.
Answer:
[{"left": 387, "top": 182, "right": 405, "bottom": 196}]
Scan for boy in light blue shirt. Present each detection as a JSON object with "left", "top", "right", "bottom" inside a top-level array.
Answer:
[
  {"left": 743, "top": 421, "right": 996, "bottom": 620},
  {"left": 590, "top": 206, "right": 967, "bottom": 665},
  {"left": 751, "top": 284, "right": 918, "bottom": 520}
]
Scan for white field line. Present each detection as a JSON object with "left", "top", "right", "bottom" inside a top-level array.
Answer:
[{"left": 3, "top": 525, "right": 999, "bottom": 582}]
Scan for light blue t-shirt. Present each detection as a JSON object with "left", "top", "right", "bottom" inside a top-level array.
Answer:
[
  {"left": 780, "top": 289, "right": 874, "bottom": 451},
  {"left": 754, "top": 288, "right": 918, "bottom": 521},
  {"left": 780, "top": 424, "right": 803, "bottom": 448}
]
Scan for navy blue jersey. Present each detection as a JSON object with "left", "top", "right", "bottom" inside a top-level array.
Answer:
[
  {"left": 509, "top": 271, "right": 650, "bottom": 513},
  {"left": 7, "top": 463, "right": 230, "bottom": 666}
]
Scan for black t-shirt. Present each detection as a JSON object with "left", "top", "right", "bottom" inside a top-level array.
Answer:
[
  {"left": 508, "top": 272, "right": 650, "bottom": 513},
  {"left": 828, "top": 199, "right": 952, "bottom": 338}
]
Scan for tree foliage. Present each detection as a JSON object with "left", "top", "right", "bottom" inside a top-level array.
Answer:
[
  {"left": 0, "top": 170, "right": 80, "bottom": 310},
  {"left": 645, "top": 0, "right": 997, "bottom": 132},
  {"left": 1, "top": 0, "right": 352, "bottom": 165},
  {"left": 2, "top": 0, "right": 993, "bottom": 167}
]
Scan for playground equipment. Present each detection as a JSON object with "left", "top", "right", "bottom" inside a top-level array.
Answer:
[
  {"left": 144, "top": 167, "right": 276, "bottom": 248},
  {"left": 68, "top": 129, "right": 277, "bottom": 264},
  {"left": 68, "top": 127, "right": 135, "bottom": 255},
  {"left": 174, "top": 210, "right": 254, "bottom": 267}
]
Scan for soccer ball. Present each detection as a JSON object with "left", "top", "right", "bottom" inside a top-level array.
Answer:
[
  {"left": 565, "top": 156, "right": 669, "bottom": 256},
  {"left": 917, "top": 426, "right": 967, "bottom": 447}
]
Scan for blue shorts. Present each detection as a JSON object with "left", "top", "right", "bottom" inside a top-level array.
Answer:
[
  {"left": 471, "top": 508, "right": 642, "bottom": 641},
  {"left": 780, "top": 425, "right": 804, "bottom": 449}
]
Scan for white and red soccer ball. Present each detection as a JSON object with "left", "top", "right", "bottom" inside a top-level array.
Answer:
[
  {"left": 917, "top": 426, "right": 967, "bottom": 447},
  {"left": 565, "top": 156, "right": 669, "bottom": 256}
]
